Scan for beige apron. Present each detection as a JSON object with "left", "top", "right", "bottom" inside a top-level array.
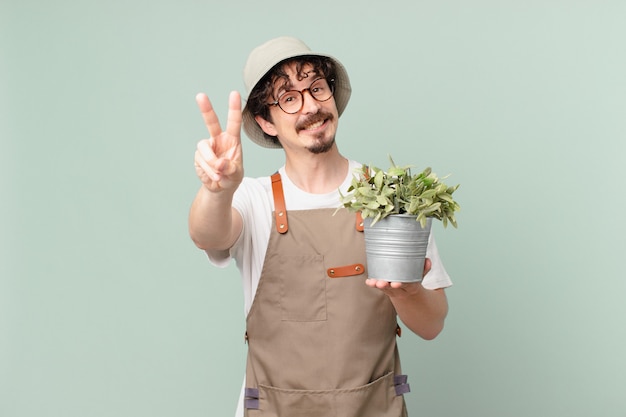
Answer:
[{"left": 243, "top": 173, "right": 410, "bottom": 417}]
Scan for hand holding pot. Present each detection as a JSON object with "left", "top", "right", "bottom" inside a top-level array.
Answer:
[{"left": 365, "top": 258, "right": 432, "bottom": 295}]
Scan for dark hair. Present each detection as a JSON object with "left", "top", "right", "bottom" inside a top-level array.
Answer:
[{"left": 246, "top": 55, "right": 337, "bottom": 146}]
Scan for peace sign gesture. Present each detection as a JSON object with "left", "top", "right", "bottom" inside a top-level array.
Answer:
[{"left": 194, "top": 91, "right": 244, "bottom": 193}]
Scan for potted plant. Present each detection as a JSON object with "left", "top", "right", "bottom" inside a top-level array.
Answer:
[{"left": 338, "top": 156, "right": 460, "bottom": 282}]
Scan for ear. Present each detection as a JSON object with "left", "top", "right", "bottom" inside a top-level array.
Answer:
[{"left": 255, "top": 115, "right": 278, "bottom": 137}]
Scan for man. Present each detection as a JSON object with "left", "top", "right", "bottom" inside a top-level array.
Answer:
[{"left": 189, "top": 36, "right": 451, "bottom": 417}]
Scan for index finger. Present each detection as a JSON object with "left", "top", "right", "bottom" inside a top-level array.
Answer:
[
  {"left": 225, "top": 91, "right": 242, "bottom": 139},
  {"left": 196, "top": 93, "right": 222, "bottom": 139}
]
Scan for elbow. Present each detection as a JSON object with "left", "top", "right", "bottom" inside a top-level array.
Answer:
[
  {"left": 190, "top": 236, "right": 210, "bottom": 251},
  {"left": 418, "top": 322, "right": 445, "bottom": 341},
  {"left": 188, "top": 227, "right": 208, "bottom": 250},
  {"left": 189, "top": 227, "right": 236, "bottom": 252},
  {"left": 411, "top": 313, "right": 447, "bottom": 341},
  {"left": 188, "top": 228, "right": 218, "bottom": 251},
  {"left": 189, "top": 233, "right": 222, "bottom": 251}
]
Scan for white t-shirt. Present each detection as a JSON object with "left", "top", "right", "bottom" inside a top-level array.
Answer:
[{"left": 206, "top": 160, "right": 453, "bottom": 416}]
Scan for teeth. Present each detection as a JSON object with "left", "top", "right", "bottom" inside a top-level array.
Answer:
[{"left": 304, "top": 120, "right": 324, "bottom": 130}]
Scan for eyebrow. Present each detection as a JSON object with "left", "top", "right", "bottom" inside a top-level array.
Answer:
[
  {"left": 273, "top": 70, "right": 320, "bottom": 96},
  {"left": 274, "top": 79, "right": 293, "bottom": 97}
]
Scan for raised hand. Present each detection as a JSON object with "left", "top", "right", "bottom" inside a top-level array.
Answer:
[{"left": 194, "top": 91, "right": 244, "bottom": 193}]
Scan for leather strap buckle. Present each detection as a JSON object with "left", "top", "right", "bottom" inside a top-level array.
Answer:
[{"left": 271, "top": 173, "right": 288, "bottom": 234}]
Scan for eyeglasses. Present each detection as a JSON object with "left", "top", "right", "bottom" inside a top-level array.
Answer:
[{"left": 269, "top": 78, "right": 335, "bottom": 114}]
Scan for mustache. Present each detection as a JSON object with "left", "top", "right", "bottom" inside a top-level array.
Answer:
[{"left": 295, "top": 111, "right": 334, "bottom": 132}]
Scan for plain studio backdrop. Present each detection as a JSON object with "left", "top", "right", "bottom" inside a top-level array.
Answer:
[{"left": 2, "top": 1, "right": 625, "bottom": 416}]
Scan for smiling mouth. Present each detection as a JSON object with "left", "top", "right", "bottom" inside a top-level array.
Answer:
[
  {"left": 297, "top": 113, "right": 333, "bottom": 132},
  {"left": 302, "top": 120, "right": 325, "bottom": 130}
]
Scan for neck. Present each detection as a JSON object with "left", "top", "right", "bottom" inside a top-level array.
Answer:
[{"left": 283, "top": 148, "right": 349, "bottom": 194}]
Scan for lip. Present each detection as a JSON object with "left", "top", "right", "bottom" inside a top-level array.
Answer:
[
  {"left": 296, "top": 113, "right": 332, "bottom": 133},
  {"left": 299, "top": 119, "right": 327, "bottom": 133}
]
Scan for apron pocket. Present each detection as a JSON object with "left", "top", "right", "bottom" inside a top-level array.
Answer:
[
  {"left": 278, "top": 254, "right": 327, "bottom": 322},
  {"left": 254, "top": 371, "right": 403, "bottom": 417}
]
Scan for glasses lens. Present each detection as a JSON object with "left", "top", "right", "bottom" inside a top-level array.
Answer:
[
  {"left": 310, "top": 79, "right": 333, "bottom": 102},
  {"left": 278, "top": 91, "right": 301, "bottom": 114}
]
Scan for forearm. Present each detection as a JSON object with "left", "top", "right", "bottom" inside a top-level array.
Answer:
[
  {"left": 188, "top": 186, "right": 240, "bottom": 250},
  {"left": 391, "top": 286, "right": 448, "bottom": 340}
]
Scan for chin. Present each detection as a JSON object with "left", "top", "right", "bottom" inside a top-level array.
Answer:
[{"left": 307, "top": 137, "right": 336, "bottom": 154}]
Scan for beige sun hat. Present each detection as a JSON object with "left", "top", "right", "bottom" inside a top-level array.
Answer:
[{"left": 241, "top": 36, "right": 352, "bottom": 149}]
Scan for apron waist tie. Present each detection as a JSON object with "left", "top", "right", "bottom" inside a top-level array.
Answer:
[
  {"left": 244, "top": 388, "right": 259, "bottom": 409},
  {"left": 244, "top": 374, "right": 409, "bottom": 409},
  {"left": 394, "top": 375, "right": 411, "bottom": 396}
]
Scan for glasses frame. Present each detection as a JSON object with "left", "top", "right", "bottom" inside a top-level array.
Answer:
[{"left": 269, "top": 78, "right": 335, "bottom": 114}]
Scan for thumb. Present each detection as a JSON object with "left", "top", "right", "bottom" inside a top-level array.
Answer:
[{"left": 216, "top": 157, "right": 238, "bottom": 176}]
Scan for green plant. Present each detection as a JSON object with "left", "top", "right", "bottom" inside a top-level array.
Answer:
[{"left": 339, "top": 156, "right": 460, "bottom": 228}]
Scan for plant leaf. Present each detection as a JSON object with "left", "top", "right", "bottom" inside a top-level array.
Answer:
[{"left": 374, "top": 169, "right": 384, "bottom": 190}]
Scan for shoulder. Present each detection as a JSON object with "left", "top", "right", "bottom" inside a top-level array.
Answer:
[
  {"left": 230, "top": 176, "right": 276, "bottom": 236},
  {"left": 233, "top": 176, "right": 273, "bottom": 209},
  {"left": 237, "top": 176, "right": 272, "bottom": 194}
]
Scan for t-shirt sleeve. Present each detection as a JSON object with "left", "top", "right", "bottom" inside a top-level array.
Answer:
[{"left": 421, "top": 233, "right": 453, "bottom": 290}]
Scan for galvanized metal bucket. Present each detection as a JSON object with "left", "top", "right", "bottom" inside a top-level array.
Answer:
[{"left": 363, "top": 215, "right": 432, "bottom": 283}]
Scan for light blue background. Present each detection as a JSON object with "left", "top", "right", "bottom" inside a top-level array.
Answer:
[{"left": 2, "top": 1, "right": 625, "bottom": 416}]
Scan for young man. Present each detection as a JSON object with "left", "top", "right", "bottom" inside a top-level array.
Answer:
[{"left": 189, "top": 36, "right": 451, "bottom": 417}]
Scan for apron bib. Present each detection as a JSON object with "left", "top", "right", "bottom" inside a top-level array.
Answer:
[{"left": 244, "top": 173, "right": 410, "bottom": 417}]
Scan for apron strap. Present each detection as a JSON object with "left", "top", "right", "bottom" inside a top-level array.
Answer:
[
  {"left": 270, "top": 173, "right": 289, "bottom": 234},
  {"left": 356, "top": 211, "right": 364, "bottom": 232},
  {"left": 354, "top": 164, "right": 369, "bottom": 232},
  {"left": 271, "top": 172, "right": 364, "bottom": 234}
]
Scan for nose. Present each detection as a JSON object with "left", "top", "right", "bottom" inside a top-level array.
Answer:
[{"left": 300, "top": 89, "right": 321, "bottom": 114}]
